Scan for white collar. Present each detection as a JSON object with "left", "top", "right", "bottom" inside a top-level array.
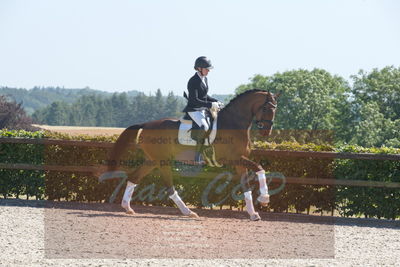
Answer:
[{"left": 196, "top": 71, "right": 207, "bottom": 85}]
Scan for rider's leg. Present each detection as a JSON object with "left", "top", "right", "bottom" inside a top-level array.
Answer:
[
  {"left": 188, "top": 110, "right": 210, "bottom": 132},
  {"left": 188, "top": 111, "right": 209, "bottom": 163},
  {"left": 194, "top": 125, "right": 207, "bottom": 163}
]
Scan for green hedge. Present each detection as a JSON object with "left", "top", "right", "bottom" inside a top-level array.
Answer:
[
  {"left": 1, "top": 130, "right": 399, "bottom": 219},
  {"left": 0, "top": 130, "right": 45, "bottom": 199},
  {"left": 334, "top": 145, "right": 400, "bottom": 219}
]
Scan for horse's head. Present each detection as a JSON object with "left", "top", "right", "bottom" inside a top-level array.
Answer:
[{"left": 254, "top": 91, "right": 279, "bottom": 137}]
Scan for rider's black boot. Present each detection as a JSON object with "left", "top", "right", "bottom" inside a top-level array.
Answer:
[{"left": 194, "top": 128, "right": 207, "bottom": 165}]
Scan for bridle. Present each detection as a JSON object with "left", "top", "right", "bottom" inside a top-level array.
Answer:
[{"left": 254, "top": 96, "right": 276, "bottom": 130}]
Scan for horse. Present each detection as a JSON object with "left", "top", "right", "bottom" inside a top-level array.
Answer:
[{"left": 99, "top": 89, "right": 279, "bottom": 221}]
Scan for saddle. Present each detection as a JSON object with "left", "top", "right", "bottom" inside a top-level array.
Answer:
[
  {"left": 182, "top": 110, "right": 214, "bottom": 142},
  {"left": 178, "top": 111, "right": 217, "bottom": 146},
  {"left": 178, "top": 111, "right": 221, "bottom": 167}
]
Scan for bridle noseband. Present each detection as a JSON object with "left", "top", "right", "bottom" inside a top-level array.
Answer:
[{"left": 254, "top": 98, "right": 276, "bottom": 130}]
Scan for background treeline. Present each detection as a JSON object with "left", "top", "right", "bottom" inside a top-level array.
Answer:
[
  {"left": 0, "top": 86, "right": 141, "bottom": 115},
  {"left": 32, "top": 89, "right": 186, "bottom": 128}
]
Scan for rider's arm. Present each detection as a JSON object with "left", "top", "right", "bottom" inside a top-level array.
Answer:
[
  {"left": 206, "top": 95, "right": 218, "bottom": 102},
  {"left": 187, "top": 78, "right": 212, "bottom": 108}
]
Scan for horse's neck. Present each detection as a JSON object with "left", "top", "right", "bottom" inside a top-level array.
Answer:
[{"left": 218, "top": 98, "right": 254, "bottom": 130}]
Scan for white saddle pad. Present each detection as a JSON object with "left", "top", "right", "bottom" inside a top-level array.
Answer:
[{"left": 178, "top": 118, "right": 218, "bottom": 146}]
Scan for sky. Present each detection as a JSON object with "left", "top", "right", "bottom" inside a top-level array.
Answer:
[{"left": 0, "top": 0, "right": 399, "bottom": 95}]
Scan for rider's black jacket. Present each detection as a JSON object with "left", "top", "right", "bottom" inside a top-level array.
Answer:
[{"left": 182, "top": 72, "right": 218, "bottom": 112}]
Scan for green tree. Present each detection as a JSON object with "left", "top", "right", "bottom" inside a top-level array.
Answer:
[
  {"left": 153, "top": 89, "right": 165, "bottom": 120},
  {"left": 46, "top": 102, "right": 69, "bottom": 125},
  {"left": 352, "top": 66, "right": 400, "bottom": 120},
  {"left": 164, "top": 91, "right": 180, "bottom": 118},
  {"left": 79, "top": 95, "right": 97, "bottom": 126},
  {"left": 235, "top": 69, "right": 351, "bottom": 144},
  {"left": 350, "top": 102, "right": 387, "bottom": 147},
  {"left": 32, "top": 91, "right": 186, "bottom": 127},
  {"left": 96, "top": 100, "right": 112, "bottom": 126},
  {"left": 351, "top": 66, "right": 400, "bottom": 147}
]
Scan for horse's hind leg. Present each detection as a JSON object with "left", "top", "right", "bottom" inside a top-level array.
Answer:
[
  {"left": 159, "top": 166, "right": 199, "bottom": 218},
  {"left": 121, "top": 162, "right": 156, "bottom": 214}
]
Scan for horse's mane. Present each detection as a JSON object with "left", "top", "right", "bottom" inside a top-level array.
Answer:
[{"left": 222, "top": 89, "right": 267, "bottom": 110}]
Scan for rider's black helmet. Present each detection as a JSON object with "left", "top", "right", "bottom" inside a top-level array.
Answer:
[{"left": 194, "top": 56, "right": 213, "bottom": 70}]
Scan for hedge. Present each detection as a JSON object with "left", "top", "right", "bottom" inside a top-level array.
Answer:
[{"left": 0, "top": 130, "right": 399, "bottom": 220}]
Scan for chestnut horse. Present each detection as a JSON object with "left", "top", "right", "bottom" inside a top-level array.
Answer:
[{"left": 99, "top": 89, "right": 279, "bottom": 221}]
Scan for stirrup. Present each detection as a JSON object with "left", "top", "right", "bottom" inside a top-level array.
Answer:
[
  {"left": 194, "top": 152, "right": 206, "bottom": 165},
  {"left": 202, "top": 146, "right": 214, "bottom": 159},
  {"left": 201, "top": 145, "right": 222, "bottom": 168}
]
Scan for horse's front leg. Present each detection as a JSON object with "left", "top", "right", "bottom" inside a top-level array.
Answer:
[
  {"left": 235, "top": 165, "right": 260, "bottom": 221},
  {"left": 239, "top": 155, "right": 270, "bottom": 207}
]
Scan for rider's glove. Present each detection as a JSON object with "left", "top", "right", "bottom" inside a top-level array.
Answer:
[
  {"left": 211, "top": 102, "right": 220, "bottom": 111},
  {"left": 217, "top": 101, "right": 225, "bottom": 108}
]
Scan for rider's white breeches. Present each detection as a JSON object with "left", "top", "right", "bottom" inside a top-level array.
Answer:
[{"left": 188, "top": 110, "right": 210, "bottom": 131}]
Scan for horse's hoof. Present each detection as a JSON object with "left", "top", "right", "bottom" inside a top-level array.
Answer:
[
  {"left": 250, "top": 213, "right": 261, "bottom": 221},
  {"left": 125, "top": 209, "right": 135, "bottom": 215},
  {"left": 121, "top": 201, "right": 135, "bottom": 215},
  {"left": 187, "top": 211, "right": 199, "bottom": 218},
  {"left": 257, "top": 194, "right": 270, "bottom": 207}
]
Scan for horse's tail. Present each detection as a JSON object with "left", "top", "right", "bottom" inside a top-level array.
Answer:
[{"left": 106, "top": 123, "right": 144, "bottom": 172}]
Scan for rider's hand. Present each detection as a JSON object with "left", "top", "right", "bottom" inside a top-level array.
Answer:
[
  {"left": 217, "top": 101, "right": 224, "bottom": 108},
  {"left": 211, "top": 102, "right": 220, "bottom": 111}
]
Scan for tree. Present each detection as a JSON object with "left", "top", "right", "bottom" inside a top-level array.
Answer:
[
  {"left": 164, "top": 91, "right": 180, "bottom": 118},
  {"left": 153, "top": 89, "right": 165, "bottom": 120},
  {"left": 350, "top": 102, "right": 387, "bottom": 147},
  {"left": 235, "top": 69, "right": 352, "bottom": 144},
  {"left": 46, "top": 102, "right": 69, "bottom": 125},
  {"left": 96, "top": 100, "right": 112, "bottom": 126},
  {"left": 0, "top": 95, "right": 36, "bottom": 130},
  {"left": 350, "top": 66, "right": 400, "bottom": 147},
  {"left": 77, "top": 95, "right": 98, "bottom": 126},
  {"left": 352, "top": 66, "right": 400, "bottom": 120},
  {"left": 32, "top": 91, "right": 186, "bottom": 127}
]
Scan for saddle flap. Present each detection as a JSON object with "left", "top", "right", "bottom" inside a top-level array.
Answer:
[{"left": 178, "top": 118, "right": 218, "bottom": 146}]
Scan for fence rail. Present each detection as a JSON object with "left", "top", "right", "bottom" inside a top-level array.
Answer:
[
  {"left": 0, "top": 137, "right": 113, "bottom": 148},
  {"left": 251, "top": 149, "right": 400, "bottom": 161},
  {"left": 1, "top": 137, "right": 400, "bottom": 188}
]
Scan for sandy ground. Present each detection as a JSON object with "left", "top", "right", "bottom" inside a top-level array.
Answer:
[
  {"left": 0, "top": 199, "right": 399, "bottom": 267},
  {"left": 33, "top": 125, "right": 125, "bottom": 136}
]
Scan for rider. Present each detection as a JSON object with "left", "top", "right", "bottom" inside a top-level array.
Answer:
[{"left": 183, "top": 56, "right": 223, "bottom": 164}]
